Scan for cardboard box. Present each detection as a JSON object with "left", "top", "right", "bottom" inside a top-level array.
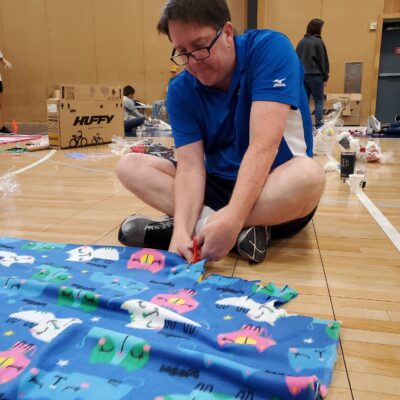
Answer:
[
  {"left": 47, "top": 84, "right": 123, "bottom": 149},
  {"left": 310, "top": 93, "right": 362, "bottom": 126}
]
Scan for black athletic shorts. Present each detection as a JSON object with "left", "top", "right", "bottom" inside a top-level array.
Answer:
[
  {"left": 0, "top": 81, "right": 3, "bottom": 93},
  {"left": 203, "top": 171, "right": 316, "bottom": 240}
]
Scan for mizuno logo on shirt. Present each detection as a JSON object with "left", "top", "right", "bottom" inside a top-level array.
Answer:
[{"left": 273, "top": 78, "right": 286, "bottom": 88}]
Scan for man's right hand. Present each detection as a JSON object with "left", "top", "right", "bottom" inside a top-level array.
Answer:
[{"left": 168, "top": 230, "right": 194, "bottom": 262}]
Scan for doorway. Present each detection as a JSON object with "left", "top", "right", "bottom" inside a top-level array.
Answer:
[{"left": 375, "top": 19, "right": 400, "bottom": 123}]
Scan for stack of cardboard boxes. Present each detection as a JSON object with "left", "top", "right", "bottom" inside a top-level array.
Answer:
[
  {"left": 310, "top": 93, "right": 362, "bottom": 126},
  {"left": 47, "top": 84, "right": 124, "bottom": 149}
]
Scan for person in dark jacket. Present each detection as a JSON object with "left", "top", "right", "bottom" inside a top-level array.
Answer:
[{"left": 296, "top": 19, "right": 329, "bottom": 129}]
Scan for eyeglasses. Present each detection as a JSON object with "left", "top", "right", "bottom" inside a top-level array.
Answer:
[{"left": 170, "top": 27, "right": 223, "bottom": 66}]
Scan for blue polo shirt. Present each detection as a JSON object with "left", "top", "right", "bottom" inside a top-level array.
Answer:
[{"left": 167, "top": 29, "right": 313, "bottom": 180}]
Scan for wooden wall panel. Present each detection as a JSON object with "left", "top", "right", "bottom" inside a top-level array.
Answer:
[
  {"left": 263, "top": 0, "right": 322, "bottom": 46},
  {"left": 258, "top": 0, "right": 386, "bottom": 125},
  {"left": 227, "top": 0, "right": 247, "bottom": 34},
  {"left": 384, "top": 0, "right": 400, "bottom": 13},
  {"left": 143, "top": 0, "right": 174, "bottom": 103},
  {"left": 321, "top": 0, "right": 384, "bottom": 124},
  {"left": 0, "top": 0, "right": 246, "bottom": 122},
  {"left": 93, "top": 0, "right": 144, "bottom": 97},
  {"left": 45, "top": 0, "right": 97, "bottom": 86},
  {"left": 0, "top": 0, "right": 48, "bottom": 121}
]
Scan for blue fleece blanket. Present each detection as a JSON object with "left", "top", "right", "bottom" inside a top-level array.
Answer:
[{"left": 0, "top": 237, "right": 340, "bottom": 399}]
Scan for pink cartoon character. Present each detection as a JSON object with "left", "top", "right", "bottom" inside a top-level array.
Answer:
[
  {"left": 151, "top": 289, "right": 199, "bottom": 314},
  {"left": 127, "top": 249, "right": 165, "bottom": 273},
  {"left": 217, "top": 324, "right": 276, "bottom": 353},
  {"left": 286, "top": 375, "right": 320, "bottom": 396},
  {"left": 0, "top": 341, "right": 36, "bottom": 384}
]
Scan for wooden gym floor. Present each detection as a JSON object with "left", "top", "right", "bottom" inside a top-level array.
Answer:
[{"left": 0, "top": 131, "right": 399, "bottom": 399}]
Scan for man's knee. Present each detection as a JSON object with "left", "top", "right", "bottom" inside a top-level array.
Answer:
[
  {"left": 116, "top": 153, "right": 175, "bottom": 188},
  {"left": 115, "top": 153, "right": 147, "bottom": 186},
  {"left": 298, "top": 157, "right": 325, "bottom": 195}
]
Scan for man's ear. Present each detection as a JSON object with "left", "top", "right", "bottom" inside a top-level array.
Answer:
[{"left": 224, "top": 22, "right": 235, "bottom": 46}]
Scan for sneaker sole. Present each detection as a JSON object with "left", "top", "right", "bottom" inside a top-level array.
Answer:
[{"left": 237, "top": 226, "right": 268, "bottom": 263}]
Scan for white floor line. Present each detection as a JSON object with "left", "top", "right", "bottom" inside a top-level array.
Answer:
[
  {"left": 356, "top": 191, "right": 400, "bottom": 251},
  {"left": 14, "top": 150, "right": 56, "bottom": 175},
  {"left": 46, "top": 159, "right": 115, "bottom": 176},
  {"left": 326, "top": 153, "right": 400, "bottom": 252}
]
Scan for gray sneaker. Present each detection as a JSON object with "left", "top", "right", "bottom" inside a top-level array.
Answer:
[
  {"left": 368, "top": 115, "right": 381, "bottom": 133},
  {"left": 118, "top": 214, "right": 173, "bottom": 250},
  {"left": 236, "top": 226, "right": 270, "bottom": 263}
]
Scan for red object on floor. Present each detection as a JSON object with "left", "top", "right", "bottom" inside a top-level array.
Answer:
[
  {"left": 11, "top": 119, "right": 18, "bottom": 134},
  {"left": 130, "top": 144, "right": 146, "bottom": 153}
]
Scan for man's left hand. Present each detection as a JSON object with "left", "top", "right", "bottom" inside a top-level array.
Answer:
[{"left": 197, "top": 208, "right": 243, "bottom": 261}]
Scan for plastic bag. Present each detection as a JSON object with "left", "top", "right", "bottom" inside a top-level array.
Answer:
[
  {"left": 313, "top": 107, "right": 343, "bottom": 156},
  {"left": 0, "top": 168, "right": 20, "bottom": 199},
  {"left": 130, "top": 139, "right": 175, "bottom": 162},
  {"left": 136, "top": 117, "right": 172, "bottom": 133},
  {"left": 109, "top": 136, "right": 133, "bottom": 155},
  {"left": 365, "top": 141, "right": 395, "bottom": 164}
]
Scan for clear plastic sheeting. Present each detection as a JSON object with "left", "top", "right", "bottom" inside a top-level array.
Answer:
[
  {"left": 136, "top": 117, "right": 172, "bottom": 133},
  {"left": 0, "top": 168, "right": 20, "bottom": 199},
  {"left": 109, "top": 137, "right": 176, "bottom": 162},
  {"left": 108, "top": 136, "right": 135, "bottom": 155},
  {"left": 313, "top": 108, "right": 343, "bottom": 156}
]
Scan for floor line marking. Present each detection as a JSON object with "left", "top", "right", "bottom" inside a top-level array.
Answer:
[
  {"left": 356, "top": 191, "right": 400, "bottom": 252},
  {"left": 14, "top": 150, "right": 56, "bottom": 175},
  {"left": 326, "top": 154, "right": 400, "bottom": 252}
]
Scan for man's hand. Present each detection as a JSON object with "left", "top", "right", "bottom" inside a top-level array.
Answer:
[
  {"left": 169, "top": 229, "right": 194, "bottom": 262},
  {"left": 4, "top": 60, "right": 12, "bottom": 69},
  {"left": 197, "top": 208, "right": 243, "bottom": 261}
]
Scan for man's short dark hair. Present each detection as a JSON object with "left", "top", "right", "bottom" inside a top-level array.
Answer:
[
  {"left": 306, "top": 19, "right": 324, "bottom": 36},
  {"left": 123, "top": 85, "right": 135, "bottom": 97},
  {"left": 157, "top": 0, "right": 231, "bottom": 37}
]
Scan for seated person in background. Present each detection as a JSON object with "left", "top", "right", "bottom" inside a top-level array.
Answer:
[
  {"left": 123, "top": 85, "right": 145, "bottom": 134},
  {"left": 152, "top": 65, "right": 181, "bottom": 120},
  {"left": 368, "top": 114, "right": 400, "bottom": 134}
]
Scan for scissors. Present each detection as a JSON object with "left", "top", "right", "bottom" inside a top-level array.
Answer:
[{"left": 191, "top": 236, "right": 201, "bottom": 263}]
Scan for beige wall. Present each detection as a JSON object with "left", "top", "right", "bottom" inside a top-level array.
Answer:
[
  {"left": 0, "top": 0, "right": 246, "bottom": 123},
  {"left": 2, "top": 0, "right": 396, "bottom": 124},
  {"left": 384, "top": 0, "right": 400, "bottom": 12},
  {"left": 258, "top": 0, "right": 398, "bottom": 125}
]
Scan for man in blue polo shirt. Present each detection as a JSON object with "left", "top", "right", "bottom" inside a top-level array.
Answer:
[{"left": 116, "top": 0, "right": 325, "bottom": 263}]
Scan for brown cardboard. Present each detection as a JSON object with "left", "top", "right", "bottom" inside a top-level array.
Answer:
[
  {"left": 47, "top": 89, "right": 123, "bottom": 149},
  {"left": 60, "top": 84, "right": 122, "bottom": 102},
  {"left": 309, "top": 93, "right": 362, "bottom": 126}
]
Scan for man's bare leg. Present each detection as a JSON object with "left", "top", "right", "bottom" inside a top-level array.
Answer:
[
  {"left": 245, "top": 157, "right": 325, "bottom": 227},
  {"left": 115, "top": 153, "right": 176, "bottom": 216},
  {"left": 116, "top": 154, "right": 325, "bottom": 261}
]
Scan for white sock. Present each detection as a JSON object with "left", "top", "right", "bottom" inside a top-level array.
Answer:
[{"left": 194, "top": 206, "right": 215, "bottom": 236}]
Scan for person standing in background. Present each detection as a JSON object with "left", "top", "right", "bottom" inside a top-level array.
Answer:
[
  {"left": 152, "top": 65, "right": 181, "bottom": 120},
  {"left": 0, "top": 50, "right": 12, "bottom": 133},
  {"left": 296, "top": 19, "right": 329, "bottom": 129}
]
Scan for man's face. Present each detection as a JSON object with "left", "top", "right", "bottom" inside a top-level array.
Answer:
[{"left": 168, "top": 20, "right": 235, "bottom": 90}]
